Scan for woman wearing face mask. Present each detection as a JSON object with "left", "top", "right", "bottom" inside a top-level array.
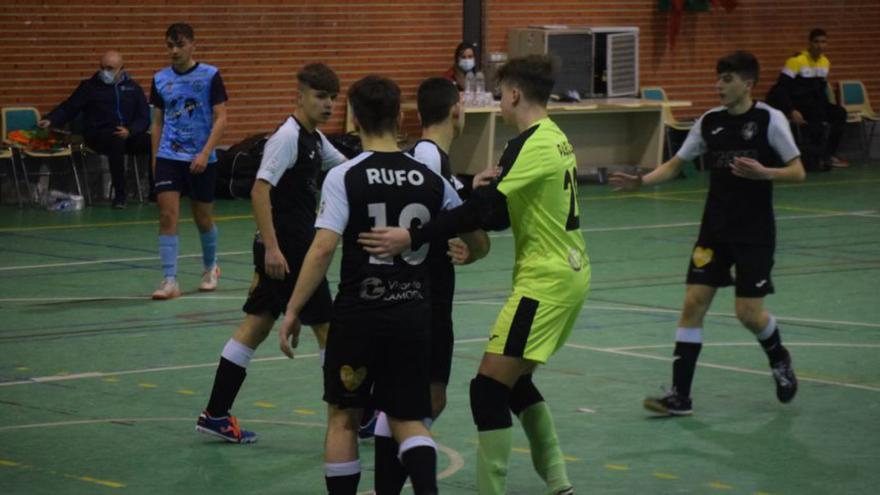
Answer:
[{"left": 444, "top": 42, "right": 478, "bottom": 91}]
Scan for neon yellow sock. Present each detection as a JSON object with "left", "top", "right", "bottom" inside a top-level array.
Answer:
[
  {"left": 476, "top": 427, "right": 512, "bottom": 495},
  {"left": 519, "top": 402, "right": 571, "bottom": 493}
]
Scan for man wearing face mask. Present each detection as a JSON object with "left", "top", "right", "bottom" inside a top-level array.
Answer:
[
  {"left": 444, "top": 41, "right": 478, "bottom": 91},
  {"left": 39, "top": 50, "right": 151, "bottom": 208}
]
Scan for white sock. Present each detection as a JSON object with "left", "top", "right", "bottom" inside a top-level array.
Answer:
[{"left": 221, "top": 338, "right": 255, "bottom": 369}]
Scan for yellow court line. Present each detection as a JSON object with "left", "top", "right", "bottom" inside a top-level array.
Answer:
[
  {"left": 66, "top": 474, "right": 126, "bottom": 489},
  {"left": 707, "top": 481, "right": 734, "bottom": 490},
  {"left": 652, "top": 472, "right": 679, "bottom": 480},
  {"left": 0, "top": 214, "right": 253, "bottom": 234}
]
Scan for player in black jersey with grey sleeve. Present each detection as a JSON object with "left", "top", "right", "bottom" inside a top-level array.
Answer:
[
  {"left": 371, "top": 77, "right": 484, "bottom": 494},
  {"left": 195, "top": 64, "right": 347, "bottom": 444},
  {"left": 279, "top": 75, "right": 488, "bottom": 495},
  {"left": 611, "top": 51, "right": 805, "bottom": 416}
]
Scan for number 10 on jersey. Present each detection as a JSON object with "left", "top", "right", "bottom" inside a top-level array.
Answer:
[{"left": 367, "top": 202, "right": 431, "bottom": 265}]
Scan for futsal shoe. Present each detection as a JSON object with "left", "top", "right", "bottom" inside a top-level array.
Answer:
[
  {"left": 199, "top": 265, "right": 220, "bottom": 291},
  {"left": 195, "top": 411, "right": 257, "bottom": 444},
  {"left": 643, "top": 388, "right": 693, "bottom": 416},
  {"left": 151, "top": 278, "right": 181, "bottom": 300},
  {"left": 771, "top": 347, "right": 798, "bottom": 403}
]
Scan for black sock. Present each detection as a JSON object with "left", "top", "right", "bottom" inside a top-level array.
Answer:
[
  {"left": 205, "top": 357, "right": 246, "bottom": 417},
  {"left": 326, "top": 473, "right": 360, "bottom": 495},
  {"left": 375, "top": 435, "right": 408, "bottom": 494},
  {"left": 672, "top": 341, "right": 702, "bottom": 398},
  {"left": 759, "top": 328, "right": 786, "bottom": 364},
  {"left": 400, "top": 445, "right": 437, "bottom": 495}
]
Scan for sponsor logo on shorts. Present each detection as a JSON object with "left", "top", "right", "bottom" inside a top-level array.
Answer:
[
  {"left": 155, "top": 180, "right": 173, "bottom": 187},
  {"left": 755, "top": 279, "right": 768, "bottom": 288}
]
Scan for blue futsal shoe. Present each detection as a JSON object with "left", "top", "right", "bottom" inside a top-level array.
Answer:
[{"left": 195, "top": 411, "right": 258, "bottom": 444}]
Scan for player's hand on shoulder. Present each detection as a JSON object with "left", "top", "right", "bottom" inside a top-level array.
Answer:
[
  {"left": 279, "top": 311, "right": 301, "bottom": 359},
  {"left": 473, "top": 166, "right": 501, "bottom": 189},
  {"left": 358, "top": 227, "right": 411, "bottom": 258},
  {"left": 264, "top": 246, "right": 290, "bottom": 280},
  {"left": 608, "top": 172, "right": 641, "bottom": 192},
  {"left": 731, "top": 156, "right": 771, "bottom": 180}
]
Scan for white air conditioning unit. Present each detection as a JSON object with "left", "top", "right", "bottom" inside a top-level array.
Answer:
[{"left": 508, "top": 26, "right": 639, "bottom": 97}]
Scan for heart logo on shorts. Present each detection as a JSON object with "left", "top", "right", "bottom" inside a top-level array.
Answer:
[
  {"left": 340, "top": 365, "right": 367, "bottom": 392},
  {"left": 692, "top": 246, "right": 714, "bottom": 268}
]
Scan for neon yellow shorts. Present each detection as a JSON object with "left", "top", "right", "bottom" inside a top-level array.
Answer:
[{"left": 485, "top": 294, "right": 582, "bottom": 364}]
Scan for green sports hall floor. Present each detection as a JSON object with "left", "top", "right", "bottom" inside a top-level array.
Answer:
[{"left": 1, "top": 160, "right": 878, "bottom": 495}]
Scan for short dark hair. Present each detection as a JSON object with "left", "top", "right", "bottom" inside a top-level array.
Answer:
[
  {"left": 496, "top": 55, "right": 557, "bottom": 104},
  {"left": 347, "top": 75, "right": 400, "bottom": 135},
  {"left": 716, "top": 51, "right": 760, "bottom": 85},
  {"left": 166, "top": 23, "right": 194, "bottom": 43},
  {"left": 297, "top": 63, "right": 340, "bottom": 94},
  {"left": 809, "top": 28, "right": 827, "bottom": 41},
  {"left": 417, "top": 77, "right": 459, "bottom": 128}
]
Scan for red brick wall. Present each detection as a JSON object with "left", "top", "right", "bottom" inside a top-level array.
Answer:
[
  {"left": 487, "top": 0, "right": 880, "bottom": 120},
  {"left": 2, "top": 1, "right": 878, "bottom": 144},
  {"left": 0, "top": 1, "right": 463, "bottom": 144}
]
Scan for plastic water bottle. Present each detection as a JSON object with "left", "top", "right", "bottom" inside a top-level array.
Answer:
[
  {"left": 474, "top": 71, "right": 486, "bottom": 105},
  {"left": 464, "top": 71, "right": 475, "bottom": 105}
]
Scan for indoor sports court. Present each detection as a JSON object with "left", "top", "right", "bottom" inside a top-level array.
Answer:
[{"left": 1, "top": 1, "right": 878, "bottom": 494}]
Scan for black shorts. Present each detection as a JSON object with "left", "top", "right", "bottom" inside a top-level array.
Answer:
[
  {"left": 685, "top": 240, "right": 775, "bottom": 297},
  {"left": 323, "top": 311, "right": 432, "bottom": 420},
  {"left": 154, "top": 157, "right": 217, "bottom": 203},
  {"left": 430, "top": 297, "right": 454, "bottom": 385},
  {"left": 241, "top": 236, "right": 332, "bottom": 324}
]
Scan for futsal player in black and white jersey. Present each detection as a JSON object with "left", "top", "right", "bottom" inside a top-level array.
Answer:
[
  {"left": 279, "top": 75, "right": 487, "bottom": 495},
  {"left": 610, "top": 51, "right": 805, "bottom": 416},
  {"left": 195, "top": 64, "right": 347, "bottom": 444},
  {"left": 369, "top": 76, "right": 485, "bottom": 494}
]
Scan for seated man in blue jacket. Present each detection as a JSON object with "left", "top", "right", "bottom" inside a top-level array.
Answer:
[{"left": 39, "top": 50, "right": 151, "bottom": 207}]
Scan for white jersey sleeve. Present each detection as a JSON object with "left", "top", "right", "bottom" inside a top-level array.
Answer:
[
  {"left": 675, "top": 114, "right": 707, "bottom": 162},
  {"left": 412, "top": 141, "right": 443, "bottom": 176},
  {"left": 441, "top": 179, "right": 463, "bottom": 210},
  {"left": 318, "top": 131, "right": 349, "bottom": 170},
  {"left": 766, "top": 105, "right": 801, "bottom": 163},
  {"left": 315, "top": 166, "right": 349, "bottom": 235},
  {"left": 255, "top": 118, "right": 299, "bottom": 186}
]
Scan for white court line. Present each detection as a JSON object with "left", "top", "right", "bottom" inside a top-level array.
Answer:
[
  {"left": 0, "top": 295, "right": 249, "bottom": 302},
  {"left": 457, "top": 300, "right": 880, "bottom": 330},
  {"left": 0, "top": 338, "right": 488, "bottom": 387},
  {"left": 0, "top": 250, "right": 250, "bottom": 272},
  {"left": 0, "top": 417, "right": 466, "bottom": 489},
  {"left": 564, "top": 342, "right": 880, "bottom": 393},
  {"left": 611, "top": 342, "right": 880, "bottom": 351},
  {"left": 0, "top": 417, "right": 325, "bottom": 432},
  {"left": 488, "top": 210, "right": 879, "bottom": 238},
  {"left": 4, "top": 210, "right": 877, "bottom": 273},
  {"left": 1, "top": 296, "right": 876, "bottom": 330}
]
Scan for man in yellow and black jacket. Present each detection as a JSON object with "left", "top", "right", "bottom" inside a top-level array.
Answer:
[{"left": 767, "top": 28, "right": 849, "bottom": 169}]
